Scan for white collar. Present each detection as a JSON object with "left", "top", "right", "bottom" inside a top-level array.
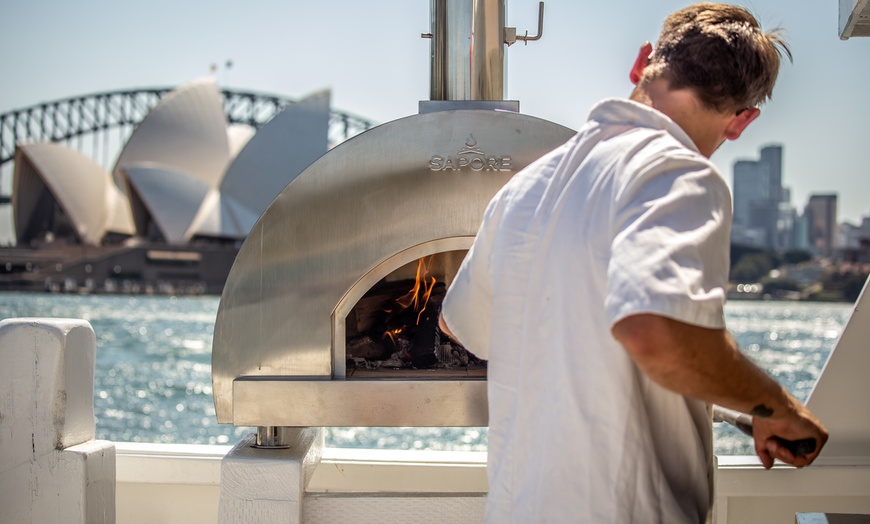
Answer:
[{"left": 588, "top": 98, "right": 700, "bottom": 154}]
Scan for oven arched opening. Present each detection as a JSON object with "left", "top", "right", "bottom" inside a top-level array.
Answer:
[{"left": 333, "top": 238, "right": 485, "bottom": 379}]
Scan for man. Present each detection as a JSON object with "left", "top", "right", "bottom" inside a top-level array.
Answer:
[{"left": 438, "top": 3, "right": 828, "bottom": 523}]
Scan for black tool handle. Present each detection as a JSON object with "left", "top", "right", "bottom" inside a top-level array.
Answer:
[
  {"left": 712, "top": 406, "right": 817, "bottom": 457},
  {"left": 772, "top": 436, "right": 817, "bottom": 456}
]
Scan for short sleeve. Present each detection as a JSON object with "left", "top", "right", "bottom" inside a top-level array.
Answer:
[{"left": 605, "top": 152, "right": 731, "bottom": 330}]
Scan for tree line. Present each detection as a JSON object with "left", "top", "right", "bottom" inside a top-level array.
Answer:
[{"left": 730, "top": 245, "right": 869, "bottom": 303}]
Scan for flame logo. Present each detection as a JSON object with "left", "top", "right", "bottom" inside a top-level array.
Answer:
[{"left": 458, "top": 134, "right": 484, "bottom": 155}]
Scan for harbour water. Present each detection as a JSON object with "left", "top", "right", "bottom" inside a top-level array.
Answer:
[{"left": 0, "top": 292, "right": 852, "bottom": 455}]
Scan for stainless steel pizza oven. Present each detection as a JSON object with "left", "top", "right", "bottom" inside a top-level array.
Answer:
[{"left": 212, "top": 0, "right": 574, "bottom": 433}]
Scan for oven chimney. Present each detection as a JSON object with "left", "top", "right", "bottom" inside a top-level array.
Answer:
[
  {"left": 427, "top": 0, "right": 544, "bottom": 103},
  {"left": 429, "top": 0, "right": 505, "bottom": 101}
]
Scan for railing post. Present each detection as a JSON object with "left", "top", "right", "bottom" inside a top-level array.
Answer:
[{"left": 0, "top": 318, "right": 116, "bottom": 523}]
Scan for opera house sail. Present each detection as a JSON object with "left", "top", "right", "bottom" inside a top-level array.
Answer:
[{"left": 2, "top": 78, "right": 336, "bottom": 294}]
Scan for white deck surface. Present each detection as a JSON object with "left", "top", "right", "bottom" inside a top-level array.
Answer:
[{"left": 112, "top": 441, "right": 870, "bottom": 524}]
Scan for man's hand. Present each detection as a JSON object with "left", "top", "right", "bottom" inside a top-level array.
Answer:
[
  {"left": 751, "top": 401, "right": 828, "bottom": 469},
  {"left": 612, "top": 313, "right": 828, "bottom": 468}
]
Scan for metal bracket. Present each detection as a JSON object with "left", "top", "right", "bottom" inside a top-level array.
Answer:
[
  {"left": 252, "top": 426, "right": 292, "bottom": 449},
  {"left": 505, "top": 2, "right": 544, "bottom": 46}
]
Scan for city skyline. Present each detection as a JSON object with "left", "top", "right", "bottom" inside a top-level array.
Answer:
[
  {"left": 730, "top": 143, "right": 845, "bottom": 257},
  {"left": 2, "top": 0, "right": 869, "bottom": 228},
  {"left": 730, "top": 142, "right": 859, "bottom": 226}
]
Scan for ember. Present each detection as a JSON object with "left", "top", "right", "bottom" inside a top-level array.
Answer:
[{"left": 345, "top": 256, "right": 486, "bottom": 377}]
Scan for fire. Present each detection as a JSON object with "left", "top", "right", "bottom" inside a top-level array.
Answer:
[
  {"left": 395, "top": 256, "right": 437, "bottom": 325},
  {"left": 381, "top": 256, "right": 438, "bottom": 351},
  {"left": 384, "top": 327, "right": 403, "bottom": 345}
]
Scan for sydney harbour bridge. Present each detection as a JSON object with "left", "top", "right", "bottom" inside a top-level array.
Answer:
[{"left": 0, "top": 87, "right": 376, "bottom": 202}]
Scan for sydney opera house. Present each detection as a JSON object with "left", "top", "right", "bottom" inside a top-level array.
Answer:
[{"left": 1, "top": 78, "right": 344, "bottom": 294}]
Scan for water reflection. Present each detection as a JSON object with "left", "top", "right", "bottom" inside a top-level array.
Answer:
[{"left": 0, "top": 293, "right": 852, "bottom": 454}]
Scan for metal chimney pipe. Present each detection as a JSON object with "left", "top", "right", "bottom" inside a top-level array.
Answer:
[
  {"left": 429, "top": 0, "right": 470, "bottom": 100},
  {"left": 471, "top": 0, "right": 506, "bottom": 100},
  {"left": 430, "top": 0, "right": 506, "bottom": 101}
]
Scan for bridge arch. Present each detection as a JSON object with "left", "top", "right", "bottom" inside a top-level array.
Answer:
[{"left": 0, "top": 87, "right": 375, "bottom": 170}]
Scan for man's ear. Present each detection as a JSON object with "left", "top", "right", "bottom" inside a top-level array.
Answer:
[
  {"left": 630, "top": 42, "right": 654, "bottom": 85},
  {"left": 724, "top": 108, "right": 761, "bottom": 141}
]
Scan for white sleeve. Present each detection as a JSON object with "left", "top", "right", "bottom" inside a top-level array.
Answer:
[
  {"left": 605, "top": 153, "right": 731, "bottom": 329},
  {"left": 440, "top": 198, "right": 503, "bottom": 360}
]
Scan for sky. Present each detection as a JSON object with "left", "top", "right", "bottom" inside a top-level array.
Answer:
[{"left": 2, "top": 0, "right": 869, "bottom": 229}]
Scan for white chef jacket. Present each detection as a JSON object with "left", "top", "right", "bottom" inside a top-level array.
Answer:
[{"left": 441, "top": 98, "right": 731, "bottom": 523}]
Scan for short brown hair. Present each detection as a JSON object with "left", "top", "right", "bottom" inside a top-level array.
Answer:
[{"left": 643, "top": 3, "right": 791, "bottom": 112}]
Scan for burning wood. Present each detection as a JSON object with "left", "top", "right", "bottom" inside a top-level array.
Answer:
[
  {"left": 346, "top": 256, "right": 486, "bottom": 375},
  {"left": 347, "top": 313, "right": 484, "bottom": 374}
]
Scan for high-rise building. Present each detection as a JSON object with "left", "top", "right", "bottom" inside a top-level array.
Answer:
[
  {"left": 862, "top": 217, "right": 870, "bottom": 241},
  {"left": 792, "top": 212, "right": 810, "bottom": 251},
  {"left": 760, "top": 145, "right": 783, "bottom": 204},
  {"left": 731, "top": 144, "right": 791, "bottom": 250},
  {"left": 732, "top": 160, "right": 769, "bottom": 228},
  {"left": 805, "top": 194, "right": 838, "bottom": 258}
]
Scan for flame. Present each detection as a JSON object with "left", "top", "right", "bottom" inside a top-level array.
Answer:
[
  {"left": 384, "top": 327, "right": 403, "bottom": 346},
  {"left": 394, "top": 256, "right": 437, "bottom": 325},
  {"left": 382, "top": 256, "right": 438, "bottom": 346}
]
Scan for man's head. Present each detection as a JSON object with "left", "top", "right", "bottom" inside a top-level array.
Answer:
[{"left": 639, "top": 2, "right": 791, "bottom": 113}]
